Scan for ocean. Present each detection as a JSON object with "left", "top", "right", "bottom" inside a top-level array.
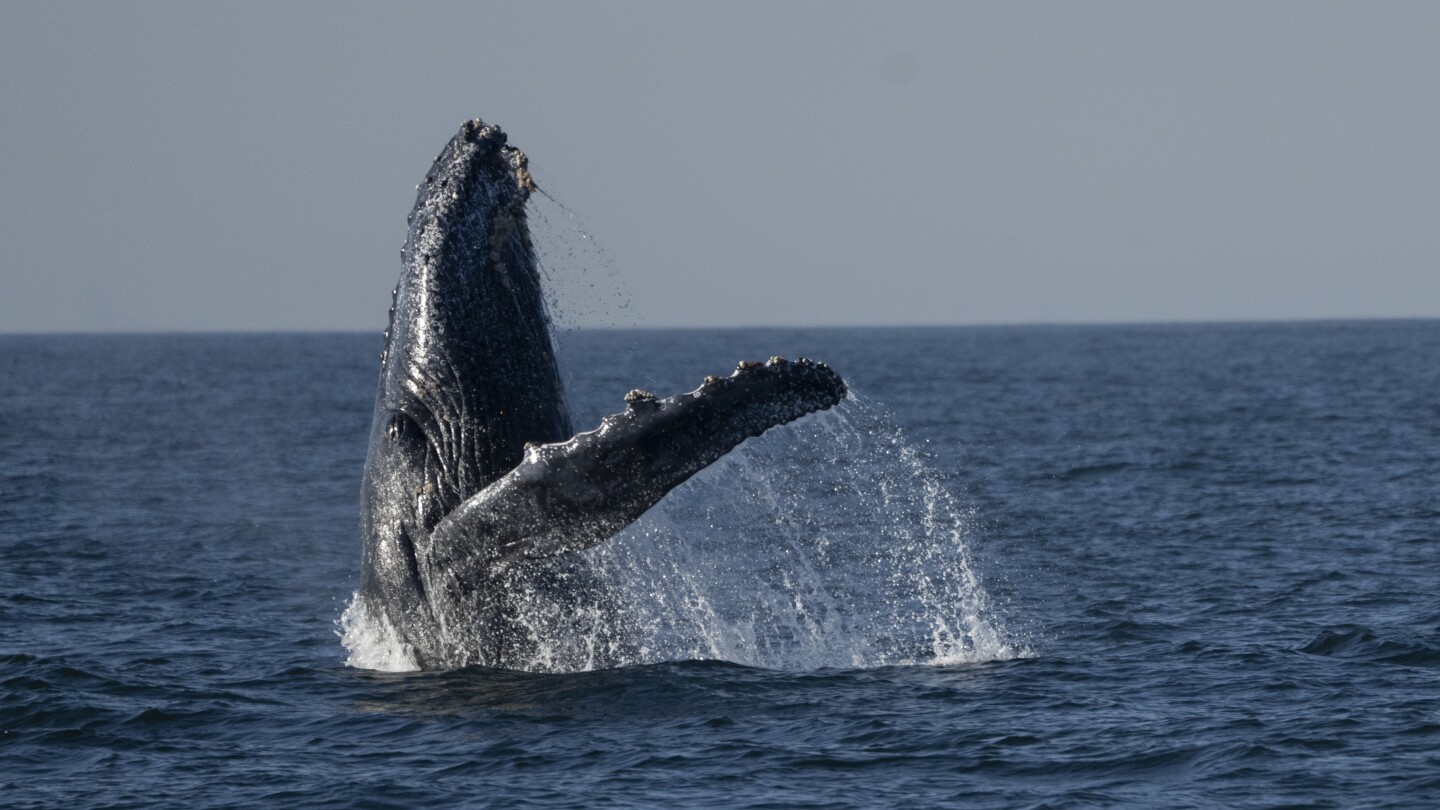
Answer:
[{"left": 2, "top": 322, "right": 1437, "bottom": 808}]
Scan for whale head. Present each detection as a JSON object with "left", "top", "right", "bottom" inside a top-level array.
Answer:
[
  {"left": 370, "top": 120, "right": 571, "bottom": 537},
  {"left": 359, "top": 121, "right": 573, "bottom": 656}
]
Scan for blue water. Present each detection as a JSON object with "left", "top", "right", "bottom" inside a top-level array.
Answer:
[{"left": 3, "top": 322, "right": 1438, "bottom": 808}]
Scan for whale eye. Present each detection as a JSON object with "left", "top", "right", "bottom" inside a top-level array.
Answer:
[{"left": 386, "top": 413, "right": 422, "bottom": 444}]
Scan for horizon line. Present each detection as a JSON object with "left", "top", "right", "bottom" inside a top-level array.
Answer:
[{"left": 2, "top": 313, "right": 1438, "bottom": 338}]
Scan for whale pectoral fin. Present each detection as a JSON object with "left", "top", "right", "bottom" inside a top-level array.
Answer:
[{"left": 424, "top": 358, "right": 846, "bottom": 577}]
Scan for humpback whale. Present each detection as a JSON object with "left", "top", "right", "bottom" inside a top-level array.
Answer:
[{"left": 359, "top": 119, "right": 846, "bottom": 670}]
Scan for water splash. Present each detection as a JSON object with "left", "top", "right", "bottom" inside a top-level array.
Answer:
[
  {"left": 338, "top": 594, "right": 418, "bottom": 673},
  {"left": 341, "top": 393, "right": 1029, "bottom": 673},
  {"left": 570, "top": 394, "right": 1028, "bottom": 671},
  {"left": 526, "top": 188, "right": 633, "bottom": 331},
  {"left": 525, "top": 187, "right": 642, "bottom": 422}
]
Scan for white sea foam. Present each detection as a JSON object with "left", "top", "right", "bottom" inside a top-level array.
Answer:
[{"left": 338, "top": 594, "right": 418, "bottom": 673}]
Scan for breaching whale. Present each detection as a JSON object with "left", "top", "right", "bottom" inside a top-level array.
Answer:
[{"left": 358, "top": 119, "right": 846, "bottom": 670}]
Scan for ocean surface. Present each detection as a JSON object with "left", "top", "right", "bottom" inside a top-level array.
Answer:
[{"left": 3, "top": 322, "right": 1438, "bottom": 808}]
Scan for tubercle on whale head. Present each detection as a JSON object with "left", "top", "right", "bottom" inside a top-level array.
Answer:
[{"left": 457, "top": 118, "right": 537, "bottom": 195}]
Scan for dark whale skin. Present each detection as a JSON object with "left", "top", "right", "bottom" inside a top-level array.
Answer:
[{"left": 359, "top": 120, "right": 846, "bottom": 670}]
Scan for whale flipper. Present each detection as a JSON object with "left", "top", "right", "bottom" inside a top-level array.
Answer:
[
  {"left": 359, "top": 118, "right": 847, "bottom": 669},
  {"left": 424, "top": 357, "right": 846, "bottom": 586}
]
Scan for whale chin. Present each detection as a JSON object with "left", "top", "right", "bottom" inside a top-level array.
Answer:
[{"left": 359, "top": 119, "right": 847, "bottom": 670}]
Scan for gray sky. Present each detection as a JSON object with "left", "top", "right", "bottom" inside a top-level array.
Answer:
[{"left": 3, "top": 2, "right": 1438, "bottom": 331}]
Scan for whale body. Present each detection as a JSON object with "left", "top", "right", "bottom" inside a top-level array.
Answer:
[{"left": 358, "top": 120, "right": 846, "bottom": 670}]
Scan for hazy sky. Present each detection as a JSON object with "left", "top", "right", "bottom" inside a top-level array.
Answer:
[{"left": 3, "top": 2, "right": 1438, "bottom": 331}]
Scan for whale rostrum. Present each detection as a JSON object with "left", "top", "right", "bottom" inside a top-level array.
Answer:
[{"left": 359, "top": 119, "right": 846, "bottom": 670}]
